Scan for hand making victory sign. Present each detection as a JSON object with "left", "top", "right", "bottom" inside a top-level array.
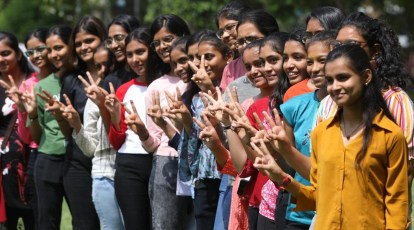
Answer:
[
  {"left": 60, "top": 94, "right": 82, "bottom": 133},
  {"left": 188, "top": 54, "right": 215, "bottom": 92},
  {"left": 78, "top": 71, "right": 105, "bottom": 106},
  {"left": 124, "top": 99, "right": 149, "bottom": 141},
  {"left": 103, "top": 82, "right": 121, "bottom": 130},
  {"left": 0, "top": 75, "right": 24, "bottom": 112},
  {"left": 164, "top": 86, "right": 192, "bottom": 134}
]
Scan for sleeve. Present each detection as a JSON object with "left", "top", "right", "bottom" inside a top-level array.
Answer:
[
  {"left": 294, "top": 128, "right": 318, "bottom": 211},
  {"left": 216, "top": 154, "right": 238, "bottom": 177},
  {"left": 141, "top": 87, "right": 161, "bottom": 152},
  {"left": 387, "top": 91, "right": 414, "bottom": 159},
  {"left": 108, "top": 87, "right": 128, "bottom": 150},
  {"left": 168, "top": 132, "right": 181, "bottom": 150},
  {"left": 73, "top": 101, "right": 99, "bottom": 157},
  {"left": 239, "top": 159, "right": 257, "bottom": 178},
  {"left": 384, "top": 131, "right": 409, "bottom": 229}
]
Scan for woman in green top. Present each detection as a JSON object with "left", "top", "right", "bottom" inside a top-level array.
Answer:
[{"left": 23, "top": 25, "right": 75, "bottom": 230}]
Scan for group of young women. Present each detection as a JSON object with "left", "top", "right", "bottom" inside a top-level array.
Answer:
[{"left": 0, "top": 1, "right": 412, "bottom": 230}]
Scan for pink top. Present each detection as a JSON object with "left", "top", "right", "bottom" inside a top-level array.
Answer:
[
  {"left": 219, "top": 57, "right": 247, "bottom": 91},
  {"left": 18, "top": 72, "right": 39, "bottom": 148},
  {"left": 142, "top": 74, "right": 188, "bottom": 156},
  {"left": 259, "top": 180, "right": 278, "bottom": 220}
]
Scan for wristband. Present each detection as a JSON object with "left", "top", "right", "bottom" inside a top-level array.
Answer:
[{"left": 221, "top": 124, "right": 231, "bottom": 130}]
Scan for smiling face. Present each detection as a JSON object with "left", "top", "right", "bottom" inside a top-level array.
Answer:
[
  {"left": 26, "top": 37, "right": 49, "bottom": 69},
  {"left": 283, "top": 40, "right": 308, "bottom": 85},
  {"left": 74, "top": 30, "right": 101, "bottom": 63},
  {"left": 325, "top": 57, "right": 369, "bottom": 108},
  {"left": 306, "top": 41, "right": 330, "bottom": 89},
  {"left": 126, "top": 40, "right": 149, "bottom": 77},
  {"left": 46, "top": 35, "right": 70, "bottom": 69},
  {"left": 152, "top": 27, "right": 177, "bottom": 63},
  {"left": 259, "top": 43, "right": 283, "bottom": 87},
  {"left": 198, "top": 42, "right": 228, "bottom": 81},
  {"left": 218, "top": 16, "right": 238, "bottom": 51},
  {"left": 171, "top": 48, "right": 190, "bottom": 83},
  {"left": 242, "top": 46, "right": 266, "bottom": 88},
  {"left": 108, "top": 24, "right": 128, "bottom": 63},
  {"left": 0, "top": 40, "right": 19, "bottom": 75}
]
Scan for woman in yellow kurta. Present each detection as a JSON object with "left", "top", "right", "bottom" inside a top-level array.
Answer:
[{"left": 252, "top": 44, "right": 408, "bottom": 230}]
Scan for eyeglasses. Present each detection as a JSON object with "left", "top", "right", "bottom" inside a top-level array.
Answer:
[
  {"left": 104, "top": 34, "right": 127, "bottom": 48},
  {"left": 236, "top": 36, "right": 263, "bottom": 48},
  {"left": 330, "top": 40, "right": 367, "bottom": 49},
  {"left": 25, "top": 45, "right": 47, "bottom": 57},
  {"left": 216, "top": 23, "right": 238, "bottom": 39},
  {"left": 150, "top": 35, "right": 176, "bottom": 50}
]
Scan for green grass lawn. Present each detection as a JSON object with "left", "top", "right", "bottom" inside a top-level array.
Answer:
[{"left": 60, "top": 199, "right": 72, "bottom": 230}]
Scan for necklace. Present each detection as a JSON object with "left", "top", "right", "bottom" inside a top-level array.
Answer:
[{"left": 342, "top": 116, "right": 364, "bottom": 140}]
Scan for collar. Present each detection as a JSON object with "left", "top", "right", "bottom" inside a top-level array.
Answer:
[
  {"left": 327, "top": 108, "right": 395, "bottom": 132},
  {"left": 133, "top": 78, "right": 147, "bottom": 86}
]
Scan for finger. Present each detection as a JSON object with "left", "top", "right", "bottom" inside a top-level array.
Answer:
[
  {"left": 98, "top": 86, "right": 109, "bottom": 95},
  {"left": 155, "top": 90, "right": 160, "bottom": 107},
  {"left": 200, "top": 54, "right": 205, "bottom": 70},
  {"left": 109, "top": 82, "right": 115, "bottom": 94},
  {"left": 164, "top": 90, "right": 174, "bottom": 107},
  {"left": 130, "top": 100, "right": 138, "bottom": 115},
  {"left": 8, "top": 75, "right": 17, "bottom": 88},
  {"left": 272, "top": 109, "right": 283, "bottom": 126},
  {"left": 263, "top": 110, "right": 276, "bottom": 128},
  {"left": 200, "top": 94, "right": 209, "bottom": 108},
  {"left": 36, "top": 92, "right": 49, "bottom": 101},
  {"left": 193, "top": 117, "right": 206, "bottom": 130},
  {"left": 250, "top": 141, "right": 264, "bottom": 157},
  {"left": 258, "top": 139, "right": 272, "bottom": 156},
  {"left": 253, "top": 112, "right": 265, "bottom": 130},
  {"left": 63, "top": 94, "right": 72, "bottom": 107},
  {"left": 201, "top": 114, "right": 213, "bottom": 127},
  {"left": 122, "top": 102, "right": 132, "bottom": 114},
  {"left": 78, "top": 75, "right": 91, "bottom": 88},
  {"left": 187, "top": 60, "right": 199, "bottom": 73},
  {"left": 232, "top": 86, "right": 239, "bottom": 103},
  {"left": 175, "top": 87, "right": 182, "bottom": 101},
  {"left": 86, "top": 71, "right": 96, "bottom": 85},
  {"left": 41, "top": 90, "right": 53, "bottom": 99},
  {"left": 200, "top": 92, "right": 216, "bottom": 105},
  {"left": 215, "top": 86, "right": 223, "bottom": 102},
  {"left": 0, "top": 80, "right": 11, "bottom": 89}
]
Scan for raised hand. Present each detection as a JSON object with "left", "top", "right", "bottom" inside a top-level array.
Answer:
[
  {"left": 124, "top": 100, "right": 149, "bottom": 140},
  {"left": 20, "top": 82, "right": 37, "bottom": 117},
  {"left": 164, "top": 86, "right": 191, "bottom": 129},
  {"left": 188, "top": 55, "right": 214, "bottom": 92},
  {"left": 37, "top": 89, "right": 64, "bottom": 119},
  {"left": 147, "top": 90, "right": 166, "bottom": 128},
  {"left": 78, "top": 71, "right": 105, "bottom": 106},
  {"left": 199, "top": 86, "right": 225, "bottom": 123},
  {"left": 60, "top": 94, "right": 82, "bottom": 132},
  {"left": 0, "top": 75, "right": 24, "bottom": 110},
  {"left": 251, "top": 139, "right": 284, "bottom": 183},
  {"left": 262, "top": 109, "right": 291, "bottom": 153},
  {"left": 194, "top": 113, "right": 221, "bottom": 150}
]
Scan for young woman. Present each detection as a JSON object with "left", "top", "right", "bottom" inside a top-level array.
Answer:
[
  {"left": 142, "top": 14, "right": 192, "bottom": 230},
  {"left": 106, "top": 27, "right": 162, "bottom": 230},
  {"left": 282, "top": 30, "right": 315, "bottom": 102},
  {"left": 103, "top": 14, "right": 140, "bottom": 91},
  {"left": 0, "top": 31, "right": 35, "bottom": 230},
  {"left": 58, "top": 15, "right": 106, "bottom": 230},
  {"left": 216, "top": 1, "right": 251, "bottom": 90},
  {"left": 304, "top": 6, "right": 345, "bottom": 39},
  {"left": 180, "top": 34, "right": 232, "bottom": 230},
  {"left": 317, "top": 12, "right": 414, "bottom": 217},
  {"left": 28, "top": 25, "right": 73, "bottom": 230},
  {"left": 254, "top": 44, "right": 409, "bottom": 230},
  {"left": 60, "top": 37, "right": 123, "bottom": 230}
]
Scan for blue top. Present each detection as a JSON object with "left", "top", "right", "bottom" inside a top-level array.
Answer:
[{"left": 280, "top": 92, "right": 318, "bottom": 225}]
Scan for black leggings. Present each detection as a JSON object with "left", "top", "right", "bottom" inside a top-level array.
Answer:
[
  {"left": 193, "top": 179, "right": 221, "bottom": 230},
  {"left": 115, "top": 153, "right": 152, "bottom": 230}
]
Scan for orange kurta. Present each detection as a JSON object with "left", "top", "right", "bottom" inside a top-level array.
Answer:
[{"left": 295, "top": 110, "right": 408, "bottom": 230}]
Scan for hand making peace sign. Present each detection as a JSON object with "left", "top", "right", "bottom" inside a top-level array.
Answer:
[{"left": 78, "top": 71, "right": 105, "bottom": 106}]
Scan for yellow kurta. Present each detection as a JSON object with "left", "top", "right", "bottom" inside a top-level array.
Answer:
[{"left": 295, "top": 110, "right": 408, "bottom": 230}]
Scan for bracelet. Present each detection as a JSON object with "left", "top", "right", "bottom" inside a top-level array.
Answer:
[
  {"left": 275, "top": 174, "right": 292, "bottom": 190},
  {"left": 221, "top": 124, "right": 231, "bottom": 130}
]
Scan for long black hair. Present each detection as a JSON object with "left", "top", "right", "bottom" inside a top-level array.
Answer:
[
  {"left": 124, "top": 28, "right": 162, "bottom": 86},
  {"left": 338, "top": 12, "right": 410, "bottom": 89},
  {"left": 306, "top": 6, "right": 345, "bottom": 31},
  {"left": 325, "top": 44, "right": 394, "bottom": 169},
  {"left": 0, "top": 31, "right": 34, "bottom": 76},
  {"left": 236, "top": 9, "right": 279, "bottom": 36}
]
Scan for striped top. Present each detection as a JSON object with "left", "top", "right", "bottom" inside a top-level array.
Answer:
[{"left": 317, "top": 87, "right": 414, "bottom": 158}]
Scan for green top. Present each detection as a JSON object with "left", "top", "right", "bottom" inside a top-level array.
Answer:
[{"left": 35, "top": 73, "right": 66, "bottom": 155}]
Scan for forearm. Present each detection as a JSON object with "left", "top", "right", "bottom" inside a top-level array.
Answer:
[
  {"left": 209, "top": 142, "right": 230, "bottom": 168},
  {"left": 227, "top": 129, "right": 248, "bottom": 173},
  {"left": 29, "top": 117, "right": 42, "bottom": 144},
  {"left": 98, "top": 104, "right": 111, "bottom": 134},
  {"left": 280, "top": 145, "right": 311, "bottom": 180}
]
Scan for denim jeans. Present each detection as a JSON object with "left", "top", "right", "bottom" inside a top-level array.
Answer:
[
  {"left": 214, "top": 174, "right": 229, "bottom": 230},
  {"left": 92, "top": 177, "right": 124, "bottom": 230}
]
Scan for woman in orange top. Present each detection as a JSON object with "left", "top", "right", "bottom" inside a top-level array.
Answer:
[{"left": 252, "top": 44, "right": 408, "bottom": 229}]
